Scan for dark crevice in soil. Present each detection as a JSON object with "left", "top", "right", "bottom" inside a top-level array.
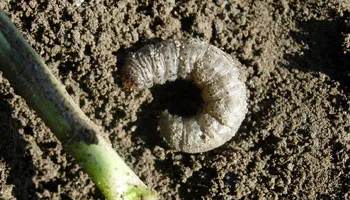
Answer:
[{"left": 180, "top": 15, "right": 195, "bottom": 33}]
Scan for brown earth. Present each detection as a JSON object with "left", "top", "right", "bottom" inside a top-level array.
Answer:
[{"left": 0, "top": 0, "right": 349, "bottom": 199}]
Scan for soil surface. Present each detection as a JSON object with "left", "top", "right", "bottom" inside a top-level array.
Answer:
[{"left": 0, "top": 1, "right": 349, "bottom": 199}]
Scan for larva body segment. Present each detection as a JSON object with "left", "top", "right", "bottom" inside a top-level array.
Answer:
[{"left": 124, "top": 39, "right": 248, "bottom": 153}]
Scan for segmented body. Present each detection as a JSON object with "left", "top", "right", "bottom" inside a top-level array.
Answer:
[{"left": 123, "top": 39, "right": 247, "bottom": 153}]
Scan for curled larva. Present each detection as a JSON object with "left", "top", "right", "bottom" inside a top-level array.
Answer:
[{"left": 123, "top": 39, "right": 248, "bottom": 153}]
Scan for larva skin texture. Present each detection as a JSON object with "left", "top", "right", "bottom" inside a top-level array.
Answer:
[{"left": 124, "top": 39, "right": 248, "bottom": 153}]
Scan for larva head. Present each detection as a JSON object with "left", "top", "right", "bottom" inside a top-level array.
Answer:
[
  {"left": 122, "top": 57, "right": 151, "bottom": 90},
  {"left": 122, "top": 71, "right": 143, "bottom": 90}
]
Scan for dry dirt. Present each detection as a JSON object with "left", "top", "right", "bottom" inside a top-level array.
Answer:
[{"left": 0, "top": 0, "right": 349, "bottom": 199}]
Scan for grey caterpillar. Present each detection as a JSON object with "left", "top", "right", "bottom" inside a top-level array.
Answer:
[{"left": 123, "top": 39, "right": 248, "bottom": 153}]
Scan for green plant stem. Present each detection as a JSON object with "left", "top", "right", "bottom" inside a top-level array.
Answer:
[{"left": 0, "top": 10, "right": 157, "bottom": 200}]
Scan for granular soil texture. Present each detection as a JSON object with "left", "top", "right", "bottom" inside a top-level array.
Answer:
[{"left": 0, "top": 1, "right": 349, "bottom": 199}]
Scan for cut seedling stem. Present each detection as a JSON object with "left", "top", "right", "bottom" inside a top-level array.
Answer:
[{"left": 0, "top": 10, "right": 157, "bottom": 200}]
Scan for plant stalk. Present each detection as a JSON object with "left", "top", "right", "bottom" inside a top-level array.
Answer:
[{"left": 0, "top": 10, "right": 156, "bottom": 200}]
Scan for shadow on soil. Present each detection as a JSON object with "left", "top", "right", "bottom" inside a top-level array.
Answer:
[
  {"left": 0, "top": 94, "right": 38, "bottom": 200},
  {"left": 285, "top": 13, "right": 350, "bottom": 198},
  {"left": 285, "top": 13, "right": 350, "bottom": 93}
]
